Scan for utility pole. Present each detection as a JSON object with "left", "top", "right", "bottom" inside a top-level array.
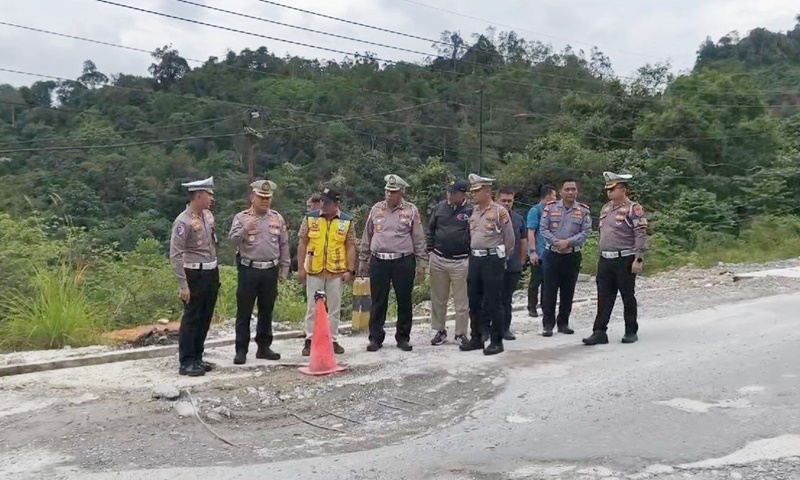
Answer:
[
  {"left": 243, "top": 108, "right": 264, "bottom": 187},
  {"left": 478, "top": 88, "right": 484, "bottom": 175},
  {"left": 246, "top": 137, "right": 256, "bottom": 184}
]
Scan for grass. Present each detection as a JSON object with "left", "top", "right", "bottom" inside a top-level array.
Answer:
[{"left": 0, "top": 262, "right": 107, "bottom": 350}]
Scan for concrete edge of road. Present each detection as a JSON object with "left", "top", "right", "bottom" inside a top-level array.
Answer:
[{"left": 0, "top": 297, "right": 591, "bottom": 378}]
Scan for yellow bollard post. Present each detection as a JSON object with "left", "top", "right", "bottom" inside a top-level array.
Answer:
[{"left": 351, "top": 277, "right": 371, "bottom": 332}]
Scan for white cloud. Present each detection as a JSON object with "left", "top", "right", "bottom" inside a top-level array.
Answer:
[{"left": 0, "top": 0, "right": 797, "bottom": 86}]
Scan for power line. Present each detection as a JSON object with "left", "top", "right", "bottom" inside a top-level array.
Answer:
[
  {"left": 252, "top": 0, "right": 447, "bottom": 46},
  {"left": 0, "top": 102, "right": 440, "bottom": 153},
  {"left": 172, "top": 0, "right": 433, "bottom": 58}
]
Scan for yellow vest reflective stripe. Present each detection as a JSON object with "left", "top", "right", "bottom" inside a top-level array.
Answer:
[{"left": 305, "top": 215, "right": 352, "bottom": 275}]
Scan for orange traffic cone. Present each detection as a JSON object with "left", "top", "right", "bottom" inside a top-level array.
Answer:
[{"left": 299, "top": 290, "right": 347, "bottom": 376}]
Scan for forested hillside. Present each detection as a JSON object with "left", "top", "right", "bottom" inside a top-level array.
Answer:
[{"left": 1, "top": 15, "right": 800, "bottom": 349}]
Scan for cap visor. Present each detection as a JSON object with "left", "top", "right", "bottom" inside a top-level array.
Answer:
[{"left": 253, "top": 192, "right": 272, "bottom": 198}]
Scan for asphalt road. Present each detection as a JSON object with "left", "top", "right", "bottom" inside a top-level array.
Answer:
[{"left": 38, "top": 293, "right": 800, "bottom": 479}]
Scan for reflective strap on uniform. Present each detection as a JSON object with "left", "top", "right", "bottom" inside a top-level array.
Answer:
[
  {"left": 373, "top": 252, "right": 409, "bottom": 260},
  {"left": 471, "top": 248, "right": 499, "bottom": 257},
  {"left": 240, "top": 258, "right": 279, "bottom": 269},
  {"left": 184, "top": 260, "right": 218, "bottom": 270},
  {"left": 600, "top": 250, "right": 636, "bottom": 259}
]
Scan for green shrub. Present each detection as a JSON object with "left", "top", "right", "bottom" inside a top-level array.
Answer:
[
  {"left": 0, "top": 262, "right": 107, "bottom": 350},
  {"left": 273, "top": 280, "right": 307, "bottom": 326},
  {"left": 214, "top": 266, "right": 238, "bottom": 323}
]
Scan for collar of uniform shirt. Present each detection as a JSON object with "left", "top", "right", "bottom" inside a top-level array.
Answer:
[
  {"left": 321, "top": 209, "right": 343, "bottom": 220},
  {"left": 610, "top": 199, "right": 631, "bottom": 209},
  {"left": 386, "top": 199, "right": 407, "bottom": 211},
  {"left": 447, "top": 198, "right": 467, "bottom": 209}
]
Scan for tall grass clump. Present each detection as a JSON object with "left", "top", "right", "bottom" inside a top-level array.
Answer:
[{"left": 0, "top": 262, "right": 107, "bottom": 350}]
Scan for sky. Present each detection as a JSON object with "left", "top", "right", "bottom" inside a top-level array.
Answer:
[{"left": 0, "top": 0, "right": 798, "bottom": 87}]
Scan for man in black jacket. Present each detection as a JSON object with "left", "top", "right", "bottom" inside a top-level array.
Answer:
[{"left": 427, "top": 179, "right": 472, "bottom": 346}]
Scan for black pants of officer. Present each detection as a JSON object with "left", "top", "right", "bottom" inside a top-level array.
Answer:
[
  {"left": 179, "top": 268, "right": 220, "bottom": 368},
  {"left": 592, "top": 256, "right": 638, "bottom": 334},
  {"left": 468, "top": 255, "right": 506, "bottom": 344},
  {"left": 527, "top": 260, "right": 543, "bottom": 312},
  {"left": 235, "top": 264, "right": 279, "bottom": 354},
  {"left": 369, "top": 255, "right": 416, "bottom": 345},
  {"left": 501, "top": 270, "right": 522, "bottom": 334},
  {"left": 542, "top": 251, "right": 582, "bottom": 330}
]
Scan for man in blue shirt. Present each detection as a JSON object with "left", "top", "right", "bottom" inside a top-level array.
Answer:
[
  {"left": 526, "top": 185, "right": 557, "bottom": 317},
  {"left": 497, "top": 187, "right": 528, "bottom": 341}
]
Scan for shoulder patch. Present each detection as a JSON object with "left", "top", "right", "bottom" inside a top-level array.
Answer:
[
  {"left": 176, "top": 223, "right": 186, "bottom": 237},
  {"left": 632, "top": 204, "right": 644, "bottom": 216}
]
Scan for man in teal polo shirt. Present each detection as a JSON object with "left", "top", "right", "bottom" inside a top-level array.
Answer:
[{"left": 526, "top": 184, "right": 557, "bottom": 317}]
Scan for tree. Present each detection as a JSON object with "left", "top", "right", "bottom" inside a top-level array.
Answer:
[
  {"left": 19, "top": 80, "right": 57, "bottom": 107},
  {"left": 148, "top": 45, "right": 190, "bottom": 91},
  {"left": 78, "top": 60, "right": 108, "bottom": 89}
]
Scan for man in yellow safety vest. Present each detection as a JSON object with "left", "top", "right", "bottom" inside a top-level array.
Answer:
[{"left": 297, "top": 187, "right": 357, "bottom": 356}]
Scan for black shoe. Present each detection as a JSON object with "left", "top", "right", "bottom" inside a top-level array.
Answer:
[
  {"left": 528, "top": 308, "right": 539, "bottom": 318},
  {"left": 453, "top": 334, "right": 468, "bottom": 346},
  {"left": 621, "top": 333, "right": 639, "bottom": 344},
  {"left": 459, "top": 337, "right": 484, "bottom": 352},
  {"left": 542, "top": 328, "right": 553, "bottom": 337},
  {"left": 503, "top": 331, "right": 516, "bottom": 341},
  {"left": 557, "top": 326, "right": 575, "bottom": 335},
  {"left": 481, "top": 333, "right": 490, "bottom": 344},
  {"left": 366, "top": 341, "right": 382, "bottom": 352},
  {"left": 233, "top": 352, "right": 246, "bottom": 365},
  {"left": 582, "top": 332, "right": 609, "bottom": 345},
  {"left": 302, "top": 339, "right": 311, "bottom": 357},
  {"left": 397, "top": 341, "right": 413, "bottom": 352},
  {"left": 431, "top": 330, "right": 447, "bottom": 346},
  {"left": 179, "top": 363, "right": 205, "bottom": 377},
  {"left": 199, "top": 360, "right": 216, "bottom": 372},
  {"left": 483, "top": 342, "right": 504, "bottom": 355},
  {"left": 333, "top": 342, "right": 345, "bottom": 354},
  {"left": 256, "top": 346, "right": 281, "bottom": 360}
]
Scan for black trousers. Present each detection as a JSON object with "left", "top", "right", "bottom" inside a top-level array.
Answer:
[
  {"left": 501, "top": 270, "right": 522, "bottom": 333},
  {"left": 468, "top": 255, "right": 506, "bottom": 344},
  {"left": 527, "top": 260, "right": 543, "bottom": 311},
  {"left": 179, "top": 268, "right": 220, "bottom": 368},
  {"left": 592, "top": 256, "right": 638, "bottom": 334},
  {"left": 541, "top": 251, "right": 582, "bottom": 330},
  {"left": 235, "top": 264, "right": 279, "bottom": 353},
  {"left": 368, "top": 255, "right": 416, "bottom": 344}
]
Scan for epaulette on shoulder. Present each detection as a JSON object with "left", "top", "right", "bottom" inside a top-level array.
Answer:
[
  {"left": 306, "top": 210, "right": 321, "bottom": 218},
  {"left": 546, "top": 200, "right": 558, "bottom": 205},
  {"left": 579, "top": 202, "right": 590, "bottom": 210},
  {"left": 339, "top": 211, "right": 354, "bottom": 221}
]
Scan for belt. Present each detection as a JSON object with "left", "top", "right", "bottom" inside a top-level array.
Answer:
[
  {"left": 601, "top": 249, "right": 636, "bottom": 259},
  {"left": 433, "top": 249, "right": 469, "bottom": 260},
  {"left": 240, "top": 258, "right": 279, "bottom": 269},
  {"left": 471, "top": 248, "right": 499, "bottom": 257},
  {"left": 184, "top": 260, "right": 218, "bottom": 270},
  {"left": 547, "top": 245, "right": 582, "bottom": 254},
  {"left": 373, "top": 252, "right": 411, "bottom": 261}
]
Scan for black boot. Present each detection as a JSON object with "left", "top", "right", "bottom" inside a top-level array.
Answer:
[
  {"left": 396, "top": 340, "right": 413, "bottom": 352},
  {"left": 233, "top": 351, "right": 246, "bottom": 365},
  {"left": 542, "top": 328, "right": 553, "bottom": 337},
  {"left": 459, "top": 336, "right": 484, "bottom": 352},
  {"left": 366, "top": 340, "right": 382, "bottom": 352},
  {"left": 484, "top": 342, "right": 504, "bottom": 355},
  {"left": 557, "top": 325, "right": 575, "bottom": 335},
  {"left": 582, "top": 332, "right": 609, "bottom": 345},
  {"left": 179, "top": 363, "right": 205, "bottom": 377},
  {"left": 301, "top": 339, "right": 311, "bottom": 357},
  {"left": 621, "top": 333, "right": 639, "bottom": 344},
  {"left": 256, "top": 344, "right": 281, "bottom": 360},
  {"left": 503, "top": 331, "right": 516, "bottom": 341}
]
